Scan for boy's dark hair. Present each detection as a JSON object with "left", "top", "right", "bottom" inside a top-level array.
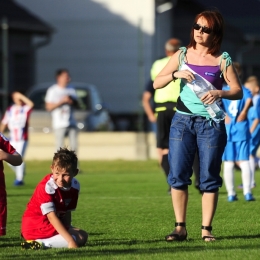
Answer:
[
  {"left": 52, "top": 147, "right": 78, "bottom": 173},
  {"left": 55, "top": 68, "right": 69, "bottom": 78}
]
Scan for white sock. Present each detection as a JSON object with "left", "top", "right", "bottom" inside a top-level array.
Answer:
[
  {"left": 240, "top": 161, "right": 251, "bottom": 195},
  {"left": 223, "top": 161, "right": 235, "bottom": 196},
  {"left": 36, "top": 234, "right": 76, "bottom": 248},
  {"left": 8, "top": 163, "right": 24, "bottom": 181},
  {"left": 15, "top": 162, "right": 25, "bottom": 181},
  {"left": 249, "top": 156, "right": 255, "bottom": 187},
  {"left": 8, "top": 164, "right": 15, "bottom": 173}
]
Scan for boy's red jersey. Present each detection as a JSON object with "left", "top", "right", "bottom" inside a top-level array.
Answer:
[{"left": 21, "top": 174, "right": 80, "bottom": 240}]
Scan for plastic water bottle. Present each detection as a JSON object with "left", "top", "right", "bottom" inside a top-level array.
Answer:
[{"left": 191, "top": 80, "right": 225, "bottom": 122}]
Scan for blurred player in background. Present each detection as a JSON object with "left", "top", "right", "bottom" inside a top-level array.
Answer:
[
  {"left": 150, "top": 38, "right": 181, "bottom": 192},
  {"left": 142, "top": 79, "right": 156, "bottom": 134},
  {"left": 149, "top": 38, "right": 200, "bottom": 193},
  {"left": 222, "top": 62, "right": 254, "bottom": 202},
  {"left": 244, "top": 76, "right": 260, "bottom": 189},
  {"left": 21, "top": 148, "right": 87, "bottom": 249},
  {"left": 0, "top": 132, "right": 22, "bottom": 236},
  {"left": 0, "top": 92, "right": 34, "bottom": 186},
  {"left": 142, "top": 79, "right": 160, "bottom": 167},
  {"left": 45, "top": 69, "right": 78, "bottom": 153}
]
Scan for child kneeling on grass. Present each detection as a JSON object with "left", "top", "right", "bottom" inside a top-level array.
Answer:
[{"left": 21, "top": 148, "right": 88, "bottom": 249}]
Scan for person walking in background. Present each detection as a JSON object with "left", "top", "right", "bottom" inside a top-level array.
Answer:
[
  {"left": 154, "top": 10, "right": 242, "bottom": 241},
  {"left": 0, "top": 92, "right": 34, "bottom": 186},
  {"left": 45, "top": 69, "right": 78, "bottom": 153},
  {"left": 150, "top": 38, "right": 182, "bottom": 192},
  {"left": 222, "top": 62, "right": 254, "bottom": 202},
  {"left": 244, "top": 76, "right": 260, "bottom": 189}
]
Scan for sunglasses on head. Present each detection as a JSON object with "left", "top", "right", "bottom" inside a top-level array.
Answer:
[{"left": 193, "top": 23, "right": 212, "bottom": 34}]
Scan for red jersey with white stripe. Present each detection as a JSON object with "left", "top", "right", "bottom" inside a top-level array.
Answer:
[
  {"left": 21, "top": 174, "right": 80, "bottom": 240},
  {"left": 1, "top": 104, "right": 32, "bottom": 141}
]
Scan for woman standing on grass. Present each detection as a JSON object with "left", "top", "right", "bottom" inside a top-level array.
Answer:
[{"left": 154, "top": 10, "right": 242, "bottom": 241}]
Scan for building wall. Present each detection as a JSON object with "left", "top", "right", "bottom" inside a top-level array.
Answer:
[
  {"left": 15, "top": 0, "right": 155, "bottom": 114},
  {"left": 0, "top": 32, "right": 33, "bottom": 94}
]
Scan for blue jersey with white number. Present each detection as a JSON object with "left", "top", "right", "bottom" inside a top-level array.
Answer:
[{"left": 222, "top": 85, "right": 252, "bottom": 142}]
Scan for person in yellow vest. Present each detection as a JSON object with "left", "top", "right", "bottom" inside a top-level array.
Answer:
[{"left": 150, "top": 38, "right": 181, "bottom": 192}]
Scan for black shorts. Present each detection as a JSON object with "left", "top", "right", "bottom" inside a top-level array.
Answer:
[{"left": 156, "top": 108, "right": 176, "bottom": 149}]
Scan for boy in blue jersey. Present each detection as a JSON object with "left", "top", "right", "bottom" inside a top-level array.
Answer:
[
  {"left": 245, "top": 76, "right": 260, "bottom": 189},
  {"left": 222, "top": 62, "right": 254, "bottom": 202}
]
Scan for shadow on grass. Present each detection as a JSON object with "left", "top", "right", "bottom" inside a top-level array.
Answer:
[
  {"left": 7, "top": 194, "right": 33, "bottom": 197},
  {"left": 0, "top": 237, "right": 22, "bottom": 248},
  {"left": 88, "top": 238, "right": 162, "bottom": 247},
  {"left": 88, "top": 237, "right": 195, "bottom": 247},
  {"left": 6, "top": 243, "right": 260, "bottom": 259},
  {"left": 87, "top": 232, "right": 104, "bottom": 236},
  {"left": 218, "top": 234, "right": 260, "bottom": 240}
]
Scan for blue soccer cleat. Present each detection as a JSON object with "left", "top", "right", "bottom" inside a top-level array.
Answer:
[
  {"left": 244, "top": 193, "right": 255, "bottom": 201},
  {"left": 227, "top": 195, "right": 238, "bottom": 202},
  {"left": 14, "top": 180, "right": 24, "bottom": 186}
]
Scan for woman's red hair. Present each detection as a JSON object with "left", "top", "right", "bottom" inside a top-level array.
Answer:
[{"left": 187, "top": 10, "right": 224, "bottom": 56}]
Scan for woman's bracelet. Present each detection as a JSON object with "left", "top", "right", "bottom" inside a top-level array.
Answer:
[{"left": 172, "top": 70, "right": 178, "bottom": 82}]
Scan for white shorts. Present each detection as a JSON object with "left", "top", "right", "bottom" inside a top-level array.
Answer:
[{"left": 36, "top": 234, "right": 76, "bottom": 248}]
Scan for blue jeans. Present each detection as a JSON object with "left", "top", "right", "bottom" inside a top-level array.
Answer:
[{"left": 168, "top": 112, "right": 227, "bottom": 191}]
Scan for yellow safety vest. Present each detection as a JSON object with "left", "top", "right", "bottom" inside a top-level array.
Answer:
[{"left": 151, "top": 56, "right": 180, "bottom": 111}]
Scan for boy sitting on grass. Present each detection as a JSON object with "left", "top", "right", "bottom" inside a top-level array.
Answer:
[{"left": 21, "top": 148, "right": 88, "bottom": 249}]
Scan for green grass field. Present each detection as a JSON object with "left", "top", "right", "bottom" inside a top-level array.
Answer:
[{"left": 1, "top": 160, "right": 260, "bottom": 260}]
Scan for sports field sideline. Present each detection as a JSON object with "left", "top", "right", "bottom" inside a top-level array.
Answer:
[{"left": 1, "top": 160, "right": 260, "bottom": 260}]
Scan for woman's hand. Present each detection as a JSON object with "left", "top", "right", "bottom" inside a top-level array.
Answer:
[
  {"left": 200, "top": 90, "right": 220, "bottom": 104},
  {"left": 174, "top": 70, "right": 195, "bottom": 83}
]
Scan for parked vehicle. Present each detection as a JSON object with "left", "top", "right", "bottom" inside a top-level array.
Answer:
[{"left": 27, "top": 82, "right": 113, "bottom": 133}]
